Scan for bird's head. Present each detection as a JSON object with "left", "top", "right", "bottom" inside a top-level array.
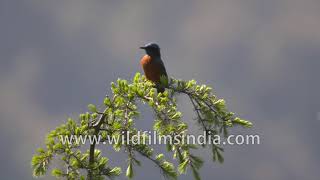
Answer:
[{"left": 140, "top": 43, "right": 161, "bottom": 57}]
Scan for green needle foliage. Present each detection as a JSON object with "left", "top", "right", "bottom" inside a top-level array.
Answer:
[{"left": 32, "top": 72, "right": 252, "bottom": 180}]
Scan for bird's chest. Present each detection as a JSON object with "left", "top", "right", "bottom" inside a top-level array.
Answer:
[
  {"left": 140, "top": 55, "right": 153, "bottom": 65},
  {"left": 140, "top": 55, "right": 158, "bottom": 70},
  {"left": 140, "top": 55, "right": 161, "bottom": 81}
]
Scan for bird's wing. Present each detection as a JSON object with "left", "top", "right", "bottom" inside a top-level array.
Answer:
[
  {"left": 157, "top": 59, "right": 168, "bottom": 77},
  {"left": 156, "top": 59, "right": 168, "bottom": 88}
]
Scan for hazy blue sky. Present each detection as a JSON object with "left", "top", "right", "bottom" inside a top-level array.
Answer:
[{"left": 0, "top": 0, "right": 319, "bottom": 179}]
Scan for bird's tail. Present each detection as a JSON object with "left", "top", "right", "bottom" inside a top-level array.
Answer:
[{"left": 157, "top": 86, "right": 165, "bottom": 93}]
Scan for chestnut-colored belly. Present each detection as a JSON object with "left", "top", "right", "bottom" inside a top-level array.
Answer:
[{"left": 140, "top": 55, "right": 163, "bottom": 83}]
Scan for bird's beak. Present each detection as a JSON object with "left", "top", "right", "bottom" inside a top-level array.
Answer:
[{"left": 140, "top": 46, "right": 146, "bottom": 49}]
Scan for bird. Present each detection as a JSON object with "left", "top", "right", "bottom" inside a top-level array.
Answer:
[{"left": 140, "top": 43, "right": 168, "bottom": 93}]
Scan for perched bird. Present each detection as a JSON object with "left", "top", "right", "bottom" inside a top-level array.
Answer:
[{"left": 140, "top": 43, "right": 168, "bottom": 93}]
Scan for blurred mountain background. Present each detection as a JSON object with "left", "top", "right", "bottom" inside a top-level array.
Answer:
[{"left": 0, "top": 0, "right": 319, "bottom": 179}]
